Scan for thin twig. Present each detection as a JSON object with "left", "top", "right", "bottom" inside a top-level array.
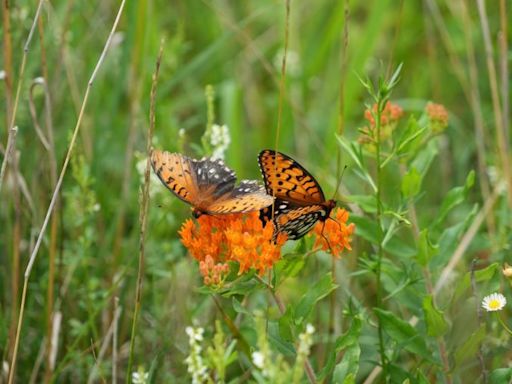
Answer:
[
  {"left": 126, "top": 39, "right": 164, "bottom": 382},
  {"left": 1, "top": 0, "right": 14, "bottom": 131},
  {"left": 7, "top": 2, "right": 126, "bottom": 382},
  {"left": 87, "top": 305, "right": 121, "bottom": 384},
  {"left": 476, "top": 0, "right": 512, "bottom": 207},
  {"left": 0, "top": 126, "right": 18, "bottom": 192},
  {"left": 112, "top": 297, "right": 120, "bottom": 384},
  {"left": 459, "top": 0, "right": 495, "bottom": 244},
  {"left": 498, "top": 0, "right": 509, "bottom": 144},
  {"left": 470, "top": 259, "right": 488, "bottom": 383}
]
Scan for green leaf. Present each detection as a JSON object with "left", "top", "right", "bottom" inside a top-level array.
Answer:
[
  {"left": 453, "top": 263, "right": 499, "bottom": 302},
  {"left": 436, "top": 204, "right": 478, "bottom": 264},
  {"left": 454, "top": 325, "right": 485, "bottom": 368},
  {"left": 422, "top": 295, "right": 449, "bottom": 337},
  {"left": 411, "top": 140, "right": 438, "bottom": 178},
  {"left": 401, "top": 167, "right": 421, "bottom": 198},
  {"left": 231, "top": 298, "right": 250, "bottom": 315},
  {"left": 336, "top": 135, "right": 377, "bottom": 192},
  {"left": 350, "top": 215, "right": 415, "bottom": 258},
  {"left": 274, "top": 254, "right": 306, "bottom": 282},
  {"left": 489, "top": 368, "right": 512, "bottom": 384},
  {"left": 374, "top": 308, "right": 431, "bottom": 360},
  {"left": 433, "top": 170, "right": 475, "bottom": 227},
  {"left": 396, "top": 116, "right": 427, "bottom": 156},
  {"left": 348, "top": 194, "right": 377, "bottom": 213},
  {"left": 414, "top": 369, "right": 431, "bottom": 384},
  {"left": 278, "top": 308, "right": 294, "bottom": 342},
  {"left": 415, "top": 229, "right": 438, "bottom": 266},
  {"left": 318, "top": 316, "right": 362, "bottom": 381},
  {"left": 294, "top": 273, "right": 338, "bottom": 325}
]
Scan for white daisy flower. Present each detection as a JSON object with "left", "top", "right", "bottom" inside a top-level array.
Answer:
[{"left": 482, "top": 292, "right": 507, "bottom": 312}]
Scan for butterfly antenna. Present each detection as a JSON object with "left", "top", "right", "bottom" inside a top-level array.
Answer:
[{"left": 332, "top": 164, "right": 348, "bottom": 200}]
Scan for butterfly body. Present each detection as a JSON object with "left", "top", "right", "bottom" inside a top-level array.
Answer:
[
  {"left": 151, "top": 150, "right": 274, "bottom": 217},
  {"left": 258, "top": 149, "right": 337, "bottom": 240}
]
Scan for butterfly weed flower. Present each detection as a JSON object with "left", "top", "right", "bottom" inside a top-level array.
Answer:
[
  {"left": 364, "top": 101, "right": 404, "bottom": 127},
  {"left": 359, "top": 101, "right": 403, "bottom": 149},
  {"left": 179, "top": 212, "right": 287, "bottom": 278},
  {"left": 199, "top": 255, "right": 230, "bottom": 287},
  {"left": 425, "top": 102, "right": 448, "bottom": 134},
  {"left": 312, "top": 208, "right": 355, "bottom": 258},
  {"left": 482, "top": 293, "right": 507, "bottom": 312}
]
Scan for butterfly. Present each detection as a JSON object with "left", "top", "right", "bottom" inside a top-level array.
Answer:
[
  {"left": 258, "top": 149, "right": 336, "bottom": 240},
  {"left": 151, "top": 150, "right": 274, "bottom": 218}
]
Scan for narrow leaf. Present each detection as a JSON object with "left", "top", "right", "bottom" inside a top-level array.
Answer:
[{"left": 422, "top": 295, "right": 449, "bottom": 337}]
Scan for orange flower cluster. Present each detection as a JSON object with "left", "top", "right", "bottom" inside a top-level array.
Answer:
[
  {"left": 359, "top": 101, "right": 403, "bottom": 148},
  {"left": 364, "top": 101, "right": 404, "bottom": 127},
  {"left": 199, "top": 255, "right": 230, "bottom": 286},
  {"left": 179, "top": 212, "right": 287, "bottom": 278},
  {"left": 312, "top": 208, "right": 355, "bottom": 258},
  {"left": 425, "top": 102, "right": 448, "bottom": 133}
]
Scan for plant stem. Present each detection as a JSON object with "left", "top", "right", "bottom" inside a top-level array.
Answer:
[
  {"left": 374, "top": 96, "right": 387, "bottom": 380},
  {"left": 497, "top": 313, "right": 512, "bottom": 336},
  {"left": 126, "top": 39, "right": 163, "bottom": 382}
]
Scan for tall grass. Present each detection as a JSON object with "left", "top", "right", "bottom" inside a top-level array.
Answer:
[{"left": 1, "top": 0, "right": 510, "bottom": 382}]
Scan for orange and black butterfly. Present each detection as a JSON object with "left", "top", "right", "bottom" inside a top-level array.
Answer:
[
  {"left": 151, "top": 150, "right": 274, "bottom": 218},
  {"left": 258, "top": 149, "right": 336, "bottom": 240}
]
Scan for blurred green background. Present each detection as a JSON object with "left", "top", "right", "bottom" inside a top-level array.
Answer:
[{"left": 1, "top": 0, "right": 510, "bottom": 382}]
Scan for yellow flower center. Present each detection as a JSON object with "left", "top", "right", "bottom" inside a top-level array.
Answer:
[{"left": 488, "top": 299, "right": 501, "bottom": 310}]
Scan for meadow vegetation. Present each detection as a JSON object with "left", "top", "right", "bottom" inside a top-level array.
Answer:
[{"left": 0, "top": 1, "right": 511, "bottom": 383}]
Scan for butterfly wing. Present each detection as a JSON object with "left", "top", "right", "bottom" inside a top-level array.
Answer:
[
  {"left": 152, "top": 150, "right": 272, "bottom": 215},
  {"left": 189, "top": 157, "right": 237, "bottom": 199},
  {"left": 273, "top": 204, "right": 329, "bottom": 240},
  {"left": 151, "top": 150, "right": 200, "bottom": 206},
  {"left": 207, "top": 180, "right": 274, "bottom": 214},
  {"left": 258, "top": 149, "right": 326, "bottom": 206}
]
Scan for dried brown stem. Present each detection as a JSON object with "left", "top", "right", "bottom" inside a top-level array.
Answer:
[
  {"left": 476, "top": 0, "right": 512, "bottom": 207},
  {"left": 126, "top": 39, "right": 164, "bottom": 381}
]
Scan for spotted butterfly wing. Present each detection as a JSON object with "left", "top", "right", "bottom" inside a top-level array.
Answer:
[
  {"left": 258, "top": 150, "right": 336, "bottom": 240},
  {"left": 151, "top": 150, "right": 273, "bottom": 217}
]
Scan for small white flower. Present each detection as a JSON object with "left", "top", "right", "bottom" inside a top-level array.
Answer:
[
  {"left": 132, "top": 370, "right": 149, "bottom": 384},
  {"left": 185, "top": 325, "right": 209, "bottom": 383},
  {"left": 252, "top": 351, "right": 265, "bottom": 368},
  {"left": 305, "top": 324, "right": 315, "bottom": 335},
  {"left": 482, "top": 292, "right": 507, "bottom": 312},
  {"left": 2, "top": 360, "right": 9, "bottom": 376},
  {"left": 209, "top": 124, "right": 230, "bottom": 160}
]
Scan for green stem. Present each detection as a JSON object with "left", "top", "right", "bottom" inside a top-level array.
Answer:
[
  {"left": 496, "top": 313, "right": 512, "bottom": 336},
  {"left": 374, "top": 98, "right": 387, "bottom": 380}
]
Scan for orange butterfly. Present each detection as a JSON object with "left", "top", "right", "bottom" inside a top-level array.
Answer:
[
  {"left": 258, "top": 149, "right": 336, "bottom": 240},
  {"left": 151, "top": 150, "right": 274, "bottom": 218}
]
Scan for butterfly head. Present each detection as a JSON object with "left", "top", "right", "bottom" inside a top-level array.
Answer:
[
  {"left": 322, "top": 199, "right": 337, "bottom": 218},
  {"left": 192, "top": 208, "right": 205, "bottom": 218}
]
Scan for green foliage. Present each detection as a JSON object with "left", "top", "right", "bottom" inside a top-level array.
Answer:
[{"left": 0, "top": 1, "right": 509, "bottom": 383}]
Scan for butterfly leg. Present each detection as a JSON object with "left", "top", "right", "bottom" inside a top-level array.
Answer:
[
  {"left": 328, "top": 216, "right": 343, "bottom": 232},
  {"left": 319, "top": 220, "right": 335, "bottom": 255}
]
